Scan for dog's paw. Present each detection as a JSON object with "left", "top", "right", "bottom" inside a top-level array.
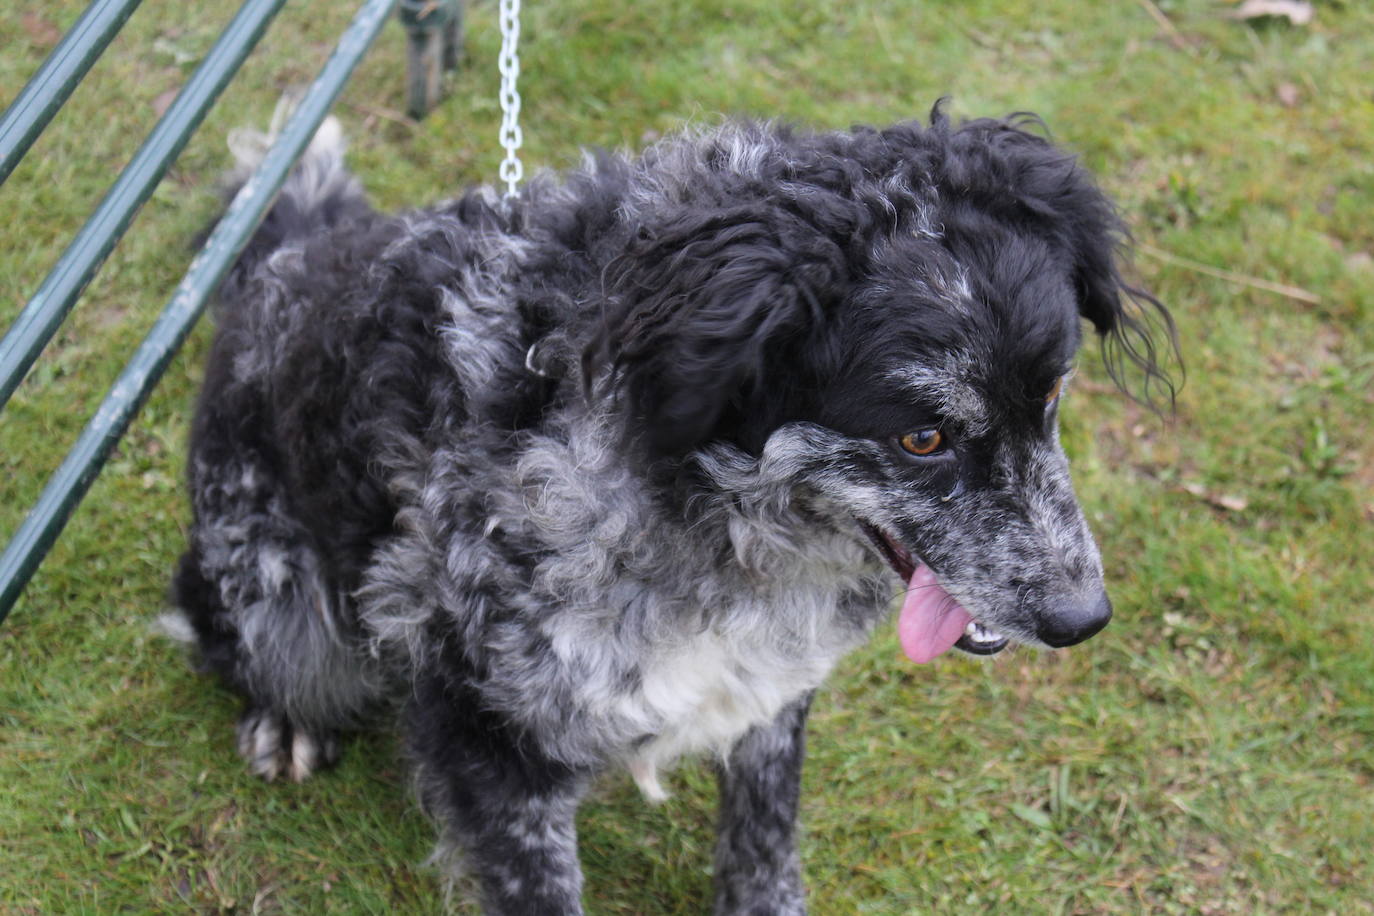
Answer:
[{"left": 235, "top": 707, "right": 340, "bottom": 782}]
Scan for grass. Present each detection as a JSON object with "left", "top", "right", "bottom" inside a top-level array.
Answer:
[{"left": 2, "top": 0, "right": 1371, "bottom": 912}]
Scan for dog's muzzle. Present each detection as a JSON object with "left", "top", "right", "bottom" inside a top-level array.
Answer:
[{"left": 859, "top": 522, "right": 1011, "bottom": 662}]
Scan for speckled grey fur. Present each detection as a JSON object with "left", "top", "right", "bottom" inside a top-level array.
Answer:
[{"left": 169, "top": 108, "right": 1173, "bottom": 913}]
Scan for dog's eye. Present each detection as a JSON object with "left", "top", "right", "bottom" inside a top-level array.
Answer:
[
  {"left": 898, "top": 429, "right": 944, "bottom": 456},
  {"left": 1045, "top": 375, "right": 1065, "bottom": 403}
]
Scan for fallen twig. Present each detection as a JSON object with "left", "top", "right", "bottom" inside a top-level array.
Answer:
[
  {"left": 1137, "top": 242, "right": 1322, "bottom": 305},
  {"left": 1135, "top": 0, "right": 1193, "bottom": 53},
  {"left": 345, "top": 100, "right": 419, "bottom": 129}
]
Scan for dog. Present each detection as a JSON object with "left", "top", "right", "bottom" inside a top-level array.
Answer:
[{"left": 169, "top": 104, "right": 1174, "bottom": 914}]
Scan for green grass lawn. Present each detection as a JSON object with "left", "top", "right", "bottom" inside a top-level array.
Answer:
[{"left": 2, "top": 0, "right": 1371, "bottom": 912}]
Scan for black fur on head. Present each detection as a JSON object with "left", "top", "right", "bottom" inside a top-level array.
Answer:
[
  {"left": 913, "top": 104, "right": 1180, "bottom": 410},
  {"left": 585, "top": 104, "right": 1180, "bottom": 460},
  {"left": 583, "top": 204, "right": 853, "bottom": 456}
]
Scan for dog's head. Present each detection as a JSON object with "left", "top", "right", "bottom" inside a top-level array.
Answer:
[{"left": 586, "top": 110, "right": 1177, "bottom": 661}]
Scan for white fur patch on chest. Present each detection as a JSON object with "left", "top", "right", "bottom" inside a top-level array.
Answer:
[{"left": 617, "top": 616, "right": 850, "bottom": 801}]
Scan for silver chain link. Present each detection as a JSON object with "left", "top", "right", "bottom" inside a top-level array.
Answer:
[{"left": 497, "top": 0, "right": 523, "bottom": 200}]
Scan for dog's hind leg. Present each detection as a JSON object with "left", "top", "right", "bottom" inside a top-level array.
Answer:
[
  {"left": 172, "top": 447, "right": 382, "bottom": 782},
  {"left": 712, "top": 693, "right": 813, "bottom": 916}
]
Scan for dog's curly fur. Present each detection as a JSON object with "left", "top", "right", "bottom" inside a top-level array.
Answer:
[{"left": 170, "top": 106, "right": 1174, "bottom": 914}]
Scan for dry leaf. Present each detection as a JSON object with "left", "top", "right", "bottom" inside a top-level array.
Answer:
[
  {"left": 1181, "top": 482, "right": 1249, "bottom": 512},
  {"left": 1344, "top": 252, "right": 1372, "bottom": 273},
  {"left": 1232, "top": 0, "right": 1314, "bottom": 26},
  {"left": 152, "top": 89, "right": 178, "bottom": 118},
  {"left": 1212, "top": 493, "right": 1249, "bottom": 512},
  {"left": 22, "top": 12, "right": 62, "bottom": 47}
]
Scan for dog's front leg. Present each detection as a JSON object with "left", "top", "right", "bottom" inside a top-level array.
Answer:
[
  {"left": 713, "top": 693, "right": 813, "bottom": 916},
  {"left": 409, "top": 674, "right": 589, "bottom": 915}
]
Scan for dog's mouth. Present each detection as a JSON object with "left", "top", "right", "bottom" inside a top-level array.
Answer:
[{"left": 859, "top": 523, "right": 1009, "bottom": 662}]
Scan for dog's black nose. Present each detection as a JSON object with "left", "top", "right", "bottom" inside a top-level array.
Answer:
[{"left": 1038, "top": 593, "right": 1113, "bottom": 648}]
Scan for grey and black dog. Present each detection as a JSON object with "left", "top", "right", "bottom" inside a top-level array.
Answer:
[{"left": 168, "top": 105, "right": 1174, "bottom": 914}]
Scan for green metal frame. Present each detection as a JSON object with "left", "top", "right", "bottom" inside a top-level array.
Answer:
[
  {"left": 0, "top": 0, "right": 289, "bottom": 410},
  {"left": 0, "top": 0, "right": 145, "bottom": 185},
  {"left": 0, "top": 0, "right": 407, "bottom": 623}
]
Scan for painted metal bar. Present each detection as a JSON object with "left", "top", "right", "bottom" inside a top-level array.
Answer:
[
  {"left": 0, "top": 0, "right": 144, "bottom": 186},
  {"left": 0, "top": 0, "right": 288, "bottom": 412},
  {"left": 0, "top": 0, "right": 401, "bottom": 623}
]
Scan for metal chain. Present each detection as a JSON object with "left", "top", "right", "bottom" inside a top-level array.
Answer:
[{"left": 497, "top": 0, "right": 523, "bottom": 200}]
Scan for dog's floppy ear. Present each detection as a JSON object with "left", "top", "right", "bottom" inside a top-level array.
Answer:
[
  {"left": 964, "top": 114, "right": 1182, "bottom": 408},
  {"left": 1022, "top": 143, "right": 1179, "bottom": 408},
  {"left": 584, "top": 205, "right": 847, "bottom": 456}
]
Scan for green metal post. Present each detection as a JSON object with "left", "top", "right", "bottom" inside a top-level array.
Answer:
[
  {"left": 0, "top": 0, "right": 145, "bottom": 186},
  {"left": 0, "top": 0, "right": 288, "bottom": 412},
  {"left": 0, "top": 0, "right": 401, "bottom": 623}
]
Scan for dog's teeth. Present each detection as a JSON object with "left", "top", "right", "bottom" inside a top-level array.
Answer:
[{"left": 963, "top": 620, "right": 1003, "bottom": 643}]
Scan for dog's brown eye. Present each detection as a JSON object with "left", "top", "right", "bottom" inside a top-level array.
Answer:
[
  {"left": 899, "top": 429, "right": 943, "bottom": 456},
  {"left": 1045, "top": 375, "right": 1065, "bottom": 403}
]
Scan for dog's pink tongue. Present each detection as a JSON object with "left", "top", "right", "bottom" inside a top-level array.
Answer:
[{"left": 898, "top": 563, "right": 972, "bottom": 664}]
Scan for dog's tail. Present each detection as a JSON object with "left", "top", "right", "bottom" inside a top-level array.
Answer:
[{"left": 212, "top": 101, "right": 372, "bottom": 305}]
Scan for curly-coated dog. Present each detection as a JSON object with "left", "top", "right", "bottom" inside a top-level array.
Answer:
[{"left": 169, "top": 105, "right": 1174, "bottom": 914}]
